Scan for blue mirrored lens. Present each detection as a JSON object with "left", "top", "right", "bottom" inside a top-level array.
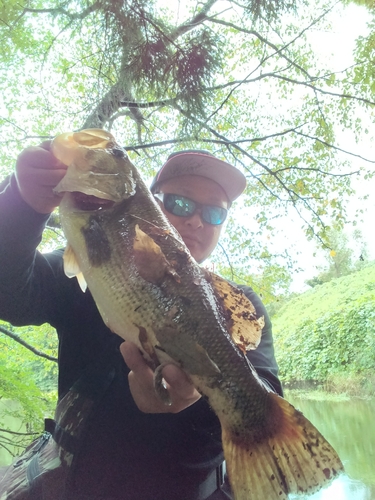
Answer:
[
  {"left": 163, "top": 194, "right": 227, "bottom": 225},
  {"left": 202, "top": 206, "right": 227, "bottom": 225},
  {"left": 164, "top": 194, "right": 195, "bottom": 217}
]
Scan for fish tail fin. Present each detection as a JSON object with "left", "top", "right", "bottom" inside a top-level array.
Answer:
[{"left": 221, "top": 392, "right": 343, "bottom": 500}]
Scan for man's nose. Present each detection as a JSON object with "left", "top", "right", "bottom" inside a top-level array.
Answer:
[{"left": 185, "top": 210, "right": 204, "bottom": 229}]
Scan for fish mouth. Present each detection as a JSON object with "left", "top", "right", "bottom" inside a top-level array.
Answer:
[{"left": 71, "top": 192, "right": 116, "bottom": 211}]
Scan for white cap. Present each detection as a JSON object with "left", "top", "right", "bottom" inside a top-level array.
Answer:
[{"left": 150, "top": 150, "right": 246, "bottom": 202}]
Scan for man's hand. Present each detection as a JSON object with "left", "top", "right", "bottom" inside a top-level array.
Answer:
[
  {"left": 120, "top": 342, "right": 201, "bottom": 413},
  {"left": 16, "top": 141, "right": 67, "bottom": 214}
]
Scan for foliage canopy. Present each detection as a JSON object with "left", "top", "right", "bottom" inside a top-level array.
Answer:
[{"left": 0, "top": 0, "right": 374, "bottom": 273}]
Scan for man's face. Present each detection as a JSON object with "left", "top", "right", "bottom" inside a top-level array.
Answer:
[{"left": 156, "top": 175, "right": 229, "bottom": 263}]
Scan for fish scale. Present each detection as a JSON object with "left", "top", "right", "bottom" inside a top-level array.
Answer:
[{"left": 52, "top": 128, "right": 344, "bottom": 500}]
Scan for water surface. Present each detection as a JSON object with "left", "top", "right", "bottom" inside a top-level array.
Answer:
[{"left": 287, "top": 394, "right": 375, "bottom": 500}]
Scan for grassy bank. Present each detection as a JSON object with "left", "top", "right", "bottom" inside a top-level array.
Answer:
[
  {"left": 282, "top": 370, "right": 375, "bottom": 400},
  {"left": 270, "top": 264, "right": 375, "bottom": 394}
]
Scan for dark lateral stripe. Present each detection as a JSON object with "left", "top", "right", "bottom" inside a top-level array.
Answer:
[{"left": 81, "top": 216, "right": 111, "bottom": 266}]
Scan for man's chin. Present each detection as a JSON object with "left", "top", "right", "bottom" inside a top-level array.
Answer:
[{"left": 183, "top": 240, "right": 203, "bottom": 262}]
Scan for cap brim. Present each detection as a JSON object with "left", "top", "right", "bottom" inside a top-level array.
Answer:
[{"left": 150, "top": 152, "right": 246, "bottom": 202}]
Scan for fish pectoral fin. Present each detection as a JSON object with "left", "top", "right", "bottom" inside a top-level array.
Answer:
[
  {"left": 222, "top": 392, "right": 344, "bottom": 500},
  {"left": 207, "top": 271, "right": 263, "bottom": 353},
  {"left": 133, "top": 225, "right": 180, "bottom": 285},
  {"left": 63, "top": 244, "right": 87, "bottom": 292},
  {"left": 76, "top": 273, "right": 88, "bottom": 293}
]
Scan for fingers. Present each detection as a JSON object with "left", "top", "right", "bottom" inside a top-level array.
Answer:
[
  {"left": 39, "top": 140, "right": 54, "bottom": 152},
  {"left": 121, "top": 342, "right": 162, "bottom": 413},
  {"left": 162, "top": 364, "right": 198, "bottom": 401},
  {"left": 120, "top": 340, "right": 146, "bottom": 372},
  {"left": 17, "top": 143, "right": 64, "bottom": 171},
  {"left": 120, "top": 342, "right": 201, "bottom": 414},
  {"left": 15, "top": 143, "right": 67, "bottom": 213}
]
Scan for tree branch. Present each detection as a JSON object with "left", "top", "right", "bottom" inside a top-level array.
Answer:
[
  {"left": 116, "top": 62, "right": 374, "bottom": 125},
  {"left": 208, "top": 2, "right": 339, "bottom": 81},
  {"left": 121, "top": 127, "right": 303, "bottom": 151},
  {"left": 23, "top": 1, "right": 101, "bottom": 21},
  {"left": 0, "top": 326, "right": 58, "bottom": 363},
  {"left": 119, "top": 98, "right": 178, "bottom": 108},
  {"left": 168, "top": 0, "right": 219, "bottom": 41},
  {"left": 0, "top": 442, "right": 17, "bottom": 456},
  {"left": 0, "top": 428, "right": 39, "bottom": 437},
  {"left": 200, "top": 72, "right": 375, "bottom": 108},
  {"left": 293, "top": 131, "right": 375, "bottom": 164},
  {"left": 173, "top": 103, "right": 331, "bottom": 240},
  {"left": 80, "top": 0, "right": 221, "bottom": 129}
]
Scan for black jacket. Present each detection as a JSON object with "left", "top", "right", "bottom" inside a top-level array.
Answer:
[{"left": 0, "top": 175, "right": 282, "bottom": 500}]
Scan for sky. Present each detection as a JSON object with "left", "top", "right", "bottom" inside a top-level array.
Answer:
[{"left": 263, "top": 2, "right": 375, "bottom": 293}]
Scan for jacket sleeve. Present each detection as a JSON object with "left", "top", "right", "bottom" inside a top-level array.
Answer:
[
  {"left": 0, "top": 174, "right": 67, "bottom": 327},
  {"left": 237, "top": 284, "right": 283, "bottom": 396}
]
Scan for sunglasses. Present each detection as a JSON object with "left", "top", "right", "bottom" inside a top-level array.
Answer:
[{"left": 154, "top": 193, "right": 228, "bottom": 226}]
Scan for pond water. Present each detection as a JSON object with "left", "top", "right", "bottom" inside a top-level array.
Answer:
[{"left": 287, "top": 394, "right": 375, "bottom": 500}]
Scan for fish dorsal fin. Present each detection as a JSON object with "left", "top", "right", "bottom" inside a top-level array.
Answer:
[
  {"left": 207, "top": 271, "right": 264, "bottom": 353},
  {"left": 63, "top": 244, "right": 87, "bottom": 292}
]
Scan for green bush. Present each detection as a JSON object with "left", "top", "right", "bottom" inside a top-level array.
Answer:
[{"left": 272, "top": 263, "right": 375, "bottom": 385}]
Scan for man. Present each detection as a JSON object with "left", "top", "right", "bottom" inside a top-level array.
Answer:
[{"left": 0, "top": 143, "right": 282, "bottom": 499}]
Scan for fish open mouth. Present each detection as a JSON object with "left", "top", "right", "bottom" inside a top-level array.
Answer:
[{"left": 72, "top": 192, "right": 116, "bottom": 211}]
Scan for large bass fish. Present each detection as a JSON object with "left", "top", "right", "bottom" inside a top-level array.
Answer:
[{"left": 52, "top": 129, "right": 343, "bottom": 500}]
